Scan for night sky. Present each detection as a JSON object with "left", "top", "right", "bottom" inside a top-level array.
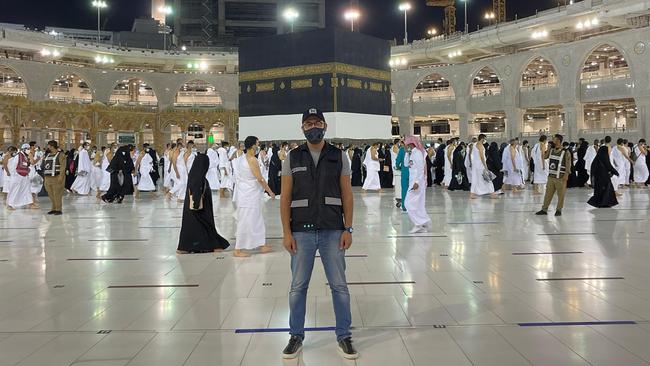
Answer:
[{"left": 1, "top": 0, "right": 554, "bottom": 41}]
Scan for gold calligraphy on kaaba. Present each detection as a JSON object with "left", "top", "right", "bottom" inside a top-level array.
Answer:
[
  {"left": 240, "top": 62, "right": 391, "bottom": 83},
  {"left": 347, "top": 79, "right": 363, "bottom": 89},
  {"left": 255, "top": 82, "right": 275, "bottom": 92},
  {"left": 291, "top": 79, "right": 313, "bottom": 89}
]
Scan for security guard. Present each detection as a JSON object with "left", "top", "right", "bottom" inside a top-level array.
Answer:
[
  {"left": 41, "top": 140, "right": 67, "bottom": 215},
  {"left": 280, "top": 108, "right": 358, "bottom": 360}
]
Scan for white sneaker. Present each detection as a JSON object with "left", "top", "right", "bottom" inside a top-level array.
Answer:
[{"left": 409, "top": 225, "right": 424, "bottom": 234}]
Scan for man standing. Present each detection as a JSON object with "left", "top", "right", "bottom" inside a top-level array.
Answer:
[
  {"left": 536, "top": 134, "right": 573, "bottom": 217},
  {"left": 217, "top": 142, "right": 233, "bottom": 197},
  {"left": 280, "top": 108, "right": 357, "bottom": 360},
  {"left": 42, "top": 140, "right": 66, "bottom": 215},
  {"left": 71, "top": 142, "right": 93, "bottom": 195},
  {"left": 531, "top": 135, "right": 549, "bottom": 194}
]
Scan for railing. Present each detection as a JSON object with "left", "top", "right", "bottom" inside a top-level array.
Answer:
[
  {"left": 107, "top": 100, "right": 158, "bottom": 107},
  {"left": 521, "top": 130, "right": 563, "bottom": 137},
  {"left": 471, "top": 90, "right": 502, "bottom": 98},
  {"left": 413, "top": 94, "right": 455, "bottom": 102},
  {"left": 520, "top": 83, "right": 557, "bottom": 92},
  {"left": 173, "top": 102, "right": 223, "bottom": 108},
  {"left": 579, "top": 127, "right": 636, "bottom": 135},
  {"left": 580, "top": 70, "right": 631, "bottom": 84},
  {"left": 48, "top": 96, "right": 93, "bottom": 103}
]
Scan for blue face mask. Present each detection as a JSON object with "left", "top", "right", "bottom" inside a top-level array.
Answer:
[{"left": 304, "top": 127, "right": 325, "bottom": 144}]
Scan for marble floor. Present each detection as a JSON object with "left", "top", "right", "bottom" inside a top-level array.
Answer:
[{"left": 0, "top": 185, "right": 650, "bottom": 366}]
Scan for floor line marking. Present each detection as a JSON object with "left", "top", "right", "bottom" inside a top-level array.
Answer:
[
  {"left": 518, "top": 321, "right": 636, "bottom": 327},
  {"left": 67, "top": 258, "right": 140, "bottom": 261},
  {"left": 512, "top": 251, "right": 584, "bottom": 255},
  {"left": 536, "top": 277, "right": 624, "bottom": 281},
  {"left": 316, "top": 254, "right": 367, "bottom": 258},
  {"left": 138, "top": 226, "right": 181, "bottom": 229},
  {"left": 88, "top": 239, "right": 149, "bottom": 242},
  {"left": 387, "top": 235, "right": 447, "bottom": 238},
  {"left": 235, "top": 326, "right": 336, "bottom": 334},
  {"left": 107, "top": 284, "right": 199, "bottom": 288},
  {"left": 537, "top": 233, "right": 596, "bottom": 236},
  {"left": 447, "top": 222, "right": 499, "bottom": 225},
  {"left": 331, "top": 281, "right": 416, "bottom": 285}
]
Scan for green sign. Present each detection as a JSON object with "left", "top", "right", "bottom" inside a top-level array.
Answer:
[{"left": 207, "top": 135, "right": 214, "bottom": 144}]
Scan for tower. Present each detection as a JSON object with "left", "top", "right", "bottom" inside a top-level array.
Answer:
[{"left": 493, "top": 0, "right": 506, "bottom": 23}]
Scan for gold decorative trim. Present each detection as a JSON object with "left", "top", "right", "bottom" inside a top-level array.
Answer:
[
  {"left": 256, "top": 82, "right": 275, "bottom": 92},
  {"left": 239, "top": 62, "right": 391, "bottom": 82},
  {"left": 347, "top": 79, "right": 363, "bottom": 89},
  {"left": 291, "top": 79, "right": 313, "bottom": 89},
  {"left": 370, "top": 82, "right": 383, "bottom": 92}
]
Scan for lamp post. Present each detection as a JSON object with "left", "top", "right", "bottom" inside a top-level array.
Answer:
[
  {"left": 91, "top": 1, "right": 108, "bottom": 43},
  {"left": 158, "top": 6, "right": 173, "bottom": 51},
  {"left": 344, "top": 9, "right": 360, "bottom": 32},
  {"left": 283, "top": 8, "right": 299, "bottom": 33},
  {"left": 484, "top": 11, "right": 496, "bottom": 25},
  {"left": 398, "top": 2, "right": 411, "bottom": 45},
  {"left": 461, "top": 0, "right": 468, "bottom": 34}
]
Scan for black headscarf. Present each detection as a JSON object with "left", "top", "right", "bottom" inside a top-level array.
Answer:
[{"left": 187, "top": 153, "right": 209, "bottom": 209}]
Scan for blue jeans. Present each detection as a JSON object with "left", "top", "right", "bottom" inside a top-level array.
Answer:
[{"left": 289, "top": 230, "right": 352, "bottom": 342}]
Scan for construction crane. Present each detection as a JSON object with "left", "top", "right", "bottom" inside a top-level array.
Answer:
[
  {"left": 426, "top": 0, "right": 506, "bottom": 35},
  {"left": 425, "top": 0, "right": 456, "bottom": 35}
]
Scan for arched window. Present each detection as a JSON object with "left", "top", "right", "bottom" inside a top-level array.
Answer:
[
  {"left": 175, "top": 80, "right": 222, "bottom": 107},
  {"left": 471, "top": 67, "right": 501, "bottom": 97},
  {"left": 109, "top": 78, "right": 158, "bottom": 106},
  {"left": 581, "top": 44, "right": 630, "bottom": 82}
]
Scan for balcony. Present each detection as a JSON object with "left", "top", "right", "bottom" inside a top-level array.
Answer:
[
  {"left": 469, "top": 91, "right": 505, "bottom": 113},
  {"left": 519, "top": 85, "right": 560, "bottom": 108},
  {"left": 580, "top": 75, "right": 634, "bottom": 102},
  {"left": 412, "top": 95, "right": 456, "bottom": 115}
]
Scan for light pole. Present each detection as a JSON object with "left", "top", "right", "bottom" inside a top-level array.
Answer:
[
  {"left": 158, "top": 6, "right": 173, "bottom": 51},
  {"left": 461, "top": 0, "right": 468, "bottom": 34},
  {"left": 283, "top": 8, "right": 299, "bottom": 33},
  {"left": 344, "top": 9, "right": 360, "bottom": 32},
  {"left": 91, "top": 1, "right": 108, "bottom": 43},
  {"left": 399, "top": 2, "right": 411, "bottom": 45},
  {"left": 484, "top": 11, "right": 496, "bottom": 25}
]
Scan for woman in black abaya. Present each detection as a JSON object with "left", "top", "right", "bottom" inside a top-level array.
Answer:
[
  {"left": 267, "top": 145, "right": 282, "bottom": 195},
  {"left": 65, "top": 148, "right": 78, "bottom": 190},
  {"left": 177, "top": 153, "right": 230, "bottom": 254},
  {"left": 448, "top": 142, "right": 470, "bottom": 191},
  {"left": 575, "top": 140, "right": 589, "bottom": 187},
  {"left": 587, "top": 146, "right": 619, "bottom": 208},
  {"left": 487, "top": 142, "right": 504, "bottom": 192},
  {"left": 351, "top": 147, "right": 363, "bottom": 186},
  {"left": 101, "top": 145, "right": 134, "bottom": 203}
]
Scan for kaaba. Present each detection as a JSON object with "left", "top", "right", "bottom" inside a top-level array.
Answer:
[{"left": 238, "top": 28, "right": 392, "bottom": 141}]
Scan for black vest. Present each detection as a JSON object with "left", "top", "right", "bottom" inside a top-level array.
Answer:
[{"left": 290, "top": 142, "right": 345, "bottom": 232}]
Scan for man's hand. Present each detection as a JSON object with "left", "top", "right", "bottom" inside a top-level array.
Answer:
[
  {"left": 283, "top": 233, "right": 297, "bottom": 253},
  {"left": 339, "top": 231, "right": 352, "bottom": 250},
  {"left": 412, "top": 182, "right": 419, "bottom": 191}
]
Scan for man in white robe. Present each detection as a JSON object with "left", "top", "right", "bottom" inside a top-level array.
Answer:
[
  {"left": 71, "top": 143, "right": 93, "bottom": 195},
  {"left": 404, "top": 136, "right": 431, "bottom": 233},
  {"left": 502, "top": 139, "right": 524, "bottom": 191},
  {"left": 217, "top": 142, "right": 233, "bottom": 197},
  {"left": 206, "top": 144, "right": 221, "bottom": 190},
  {"left": 584, "top": 140, "right": 599, "bottom": 186},
  {"left": 531, "top": 135, "right": 549, "bottom": 194},
  {"left": 6, "top": 144, "right": 34, "bottom": 210},
  {"left": 361, "top": 143, "right": 381, "bottom": 191}
]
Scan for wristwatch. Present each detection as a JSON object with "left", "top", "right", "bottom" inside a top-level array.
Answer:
[{"left": 345, "top": 227, "right": 354, "bottom": 234}]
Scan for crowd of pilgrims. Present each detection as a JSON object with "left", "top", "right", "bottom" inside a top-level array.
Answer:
[{"left": 0, "top": 134, "right": 648, "bottom": 239}]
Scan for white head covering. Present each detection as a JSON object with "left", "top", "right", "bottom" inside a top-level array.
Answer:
[{"left": 20, "top": 143, "right": 30, "bottom": 150}]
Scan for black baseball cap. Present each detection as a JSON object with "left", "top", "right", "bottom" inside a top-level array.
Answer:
[{"left": 301, "top": 108, "right": 326, "bottom": 124}]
